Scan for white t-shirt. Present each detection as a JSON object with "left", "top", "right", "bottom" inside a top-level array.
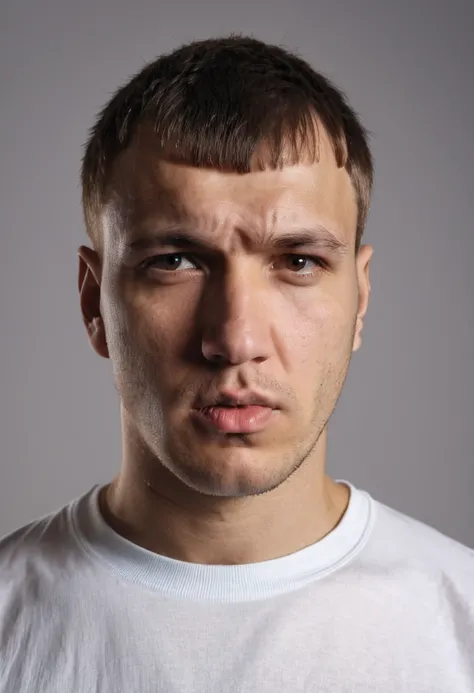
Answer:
[{"left": 0, "top": 479, "right": 473, "bottom": 692}]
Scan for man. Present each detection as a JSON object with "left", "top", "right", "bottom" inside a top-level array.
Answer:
[{"left": 0, "top": 33, "right": 473, "bottom": 693}]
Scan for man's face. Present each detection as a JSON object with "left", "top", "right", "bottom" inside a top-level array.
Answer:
[{"left": 81, "top": 124, "right": 372, "bottom": 498}]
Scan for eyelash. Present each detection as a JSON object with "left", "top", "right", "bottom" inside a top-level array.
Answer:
[{"left": 140, "top": 253, "right": 327, "bottom": 276}]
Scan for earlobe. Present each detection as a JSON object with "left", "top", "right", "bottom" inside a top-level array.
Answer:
[
  {"left": 88, "top": 315, "right": 110, "bottom": 360},
  {"left": 352, "top": 317, "right": 363, "bottom": 352}
]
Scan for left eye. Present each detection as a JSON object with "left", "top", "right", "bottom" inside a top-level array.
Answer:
[
  {"left": 278, "top": 255, "right": 323, "bottom": 274},
  {"left": 141, "top": 254, "right": 199, "bottom": 271}
]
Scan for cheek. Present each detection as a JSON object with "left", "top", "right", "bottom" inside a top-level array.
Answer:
[
  {"left": 111, "top": 292, "right": 185, "bottom": 368},
  {"left": 101, "top": 286, "right": 154, "bottom": 365},
  {"left": 287, "top": 292, "right": 353, "bottom": 368}
]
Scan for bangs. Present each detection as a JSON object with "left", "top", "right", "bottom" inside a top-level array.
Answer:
[{"left": 142, "top": 101, "right": 348, "bottom": 174}]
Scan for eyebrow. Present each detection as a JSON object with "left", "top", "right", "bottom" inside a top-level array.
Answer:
[{"left": 126, "top": 225, "right": 350, "bottom": 255}]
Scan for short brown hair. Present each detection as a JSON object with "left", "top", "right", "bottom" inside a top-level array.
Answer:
[{"left": 81, "top": 33, "right": 374, "bottom": 255}]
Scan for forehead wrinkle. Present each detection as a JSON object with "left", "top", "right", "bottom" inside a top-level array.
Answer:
[{"left": 127, "top": 211, "right": 349, "bottom": 259}]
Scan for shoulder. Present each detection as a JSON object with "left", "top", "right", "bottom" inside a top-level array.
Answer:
[
  {"left": 370, "top": 494, "right": 474, "bottom": 595},
  {"left": 0, "top": 495, "right": 83, "bottom": 588}
]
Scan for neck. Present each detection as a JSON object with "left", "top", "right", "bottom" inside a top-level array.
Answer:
[{"left": 99, "top": 412, "right": 350, "bottom": 566}]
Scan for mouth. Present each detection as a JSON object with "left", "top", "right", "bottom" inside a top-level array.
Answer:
[
  {"left": 191, "top": 388, "right": 279, "bottom": 434},
  {"left": 192, "top": 404, "right": 276, "bottom": 434}
]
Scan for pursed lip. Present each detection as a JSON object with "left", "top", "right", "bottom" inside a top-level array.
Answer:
[{"left": 193, "top": 389, "right": 278, "bottom": 410}]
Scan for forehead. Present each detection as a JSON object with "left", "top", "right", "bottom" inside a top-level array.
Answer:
[{"left": 104, "top": 123, "right": 358, "bottom": 243}]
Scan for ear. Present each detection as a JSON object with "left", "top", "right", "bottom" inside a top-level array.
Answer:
[
  {"left": 78, "top": 246, "right": 109, "bottom": 359},
  {"left": 352, "top": 244, "right": 373, "bottom": 352}
]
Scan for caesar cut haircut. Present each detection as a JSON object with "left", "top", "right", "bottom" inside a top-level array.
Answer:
[{"left": 81, "top": 33, "right": 374, "bottom": 256}]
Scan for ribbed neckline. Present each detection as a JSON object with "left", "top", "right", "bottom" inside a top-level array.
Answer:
[{"left": 69, "top": 479, "right": 376, "bottom": 602}]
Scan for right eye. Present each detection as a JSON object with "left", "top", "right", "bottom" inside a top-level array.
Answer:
[{"left": 140, "top": 253, "right": 200, "bottom": 272}]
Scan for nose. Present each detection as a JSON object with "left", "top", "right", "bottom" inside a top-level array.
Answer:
[{"left": 201, "top": 266, "right": 272, "bottom": 366}]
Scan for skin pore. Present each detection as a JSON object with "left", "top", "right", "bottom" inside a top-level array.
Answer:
[{"left": 78, "top": 121, "right": 373, "bottom": 566}]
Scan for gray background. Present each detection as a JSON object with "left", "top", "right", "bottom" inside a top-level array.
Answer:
[{"left": 1, "top": 0, "right": 473, "bottom": 547}]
